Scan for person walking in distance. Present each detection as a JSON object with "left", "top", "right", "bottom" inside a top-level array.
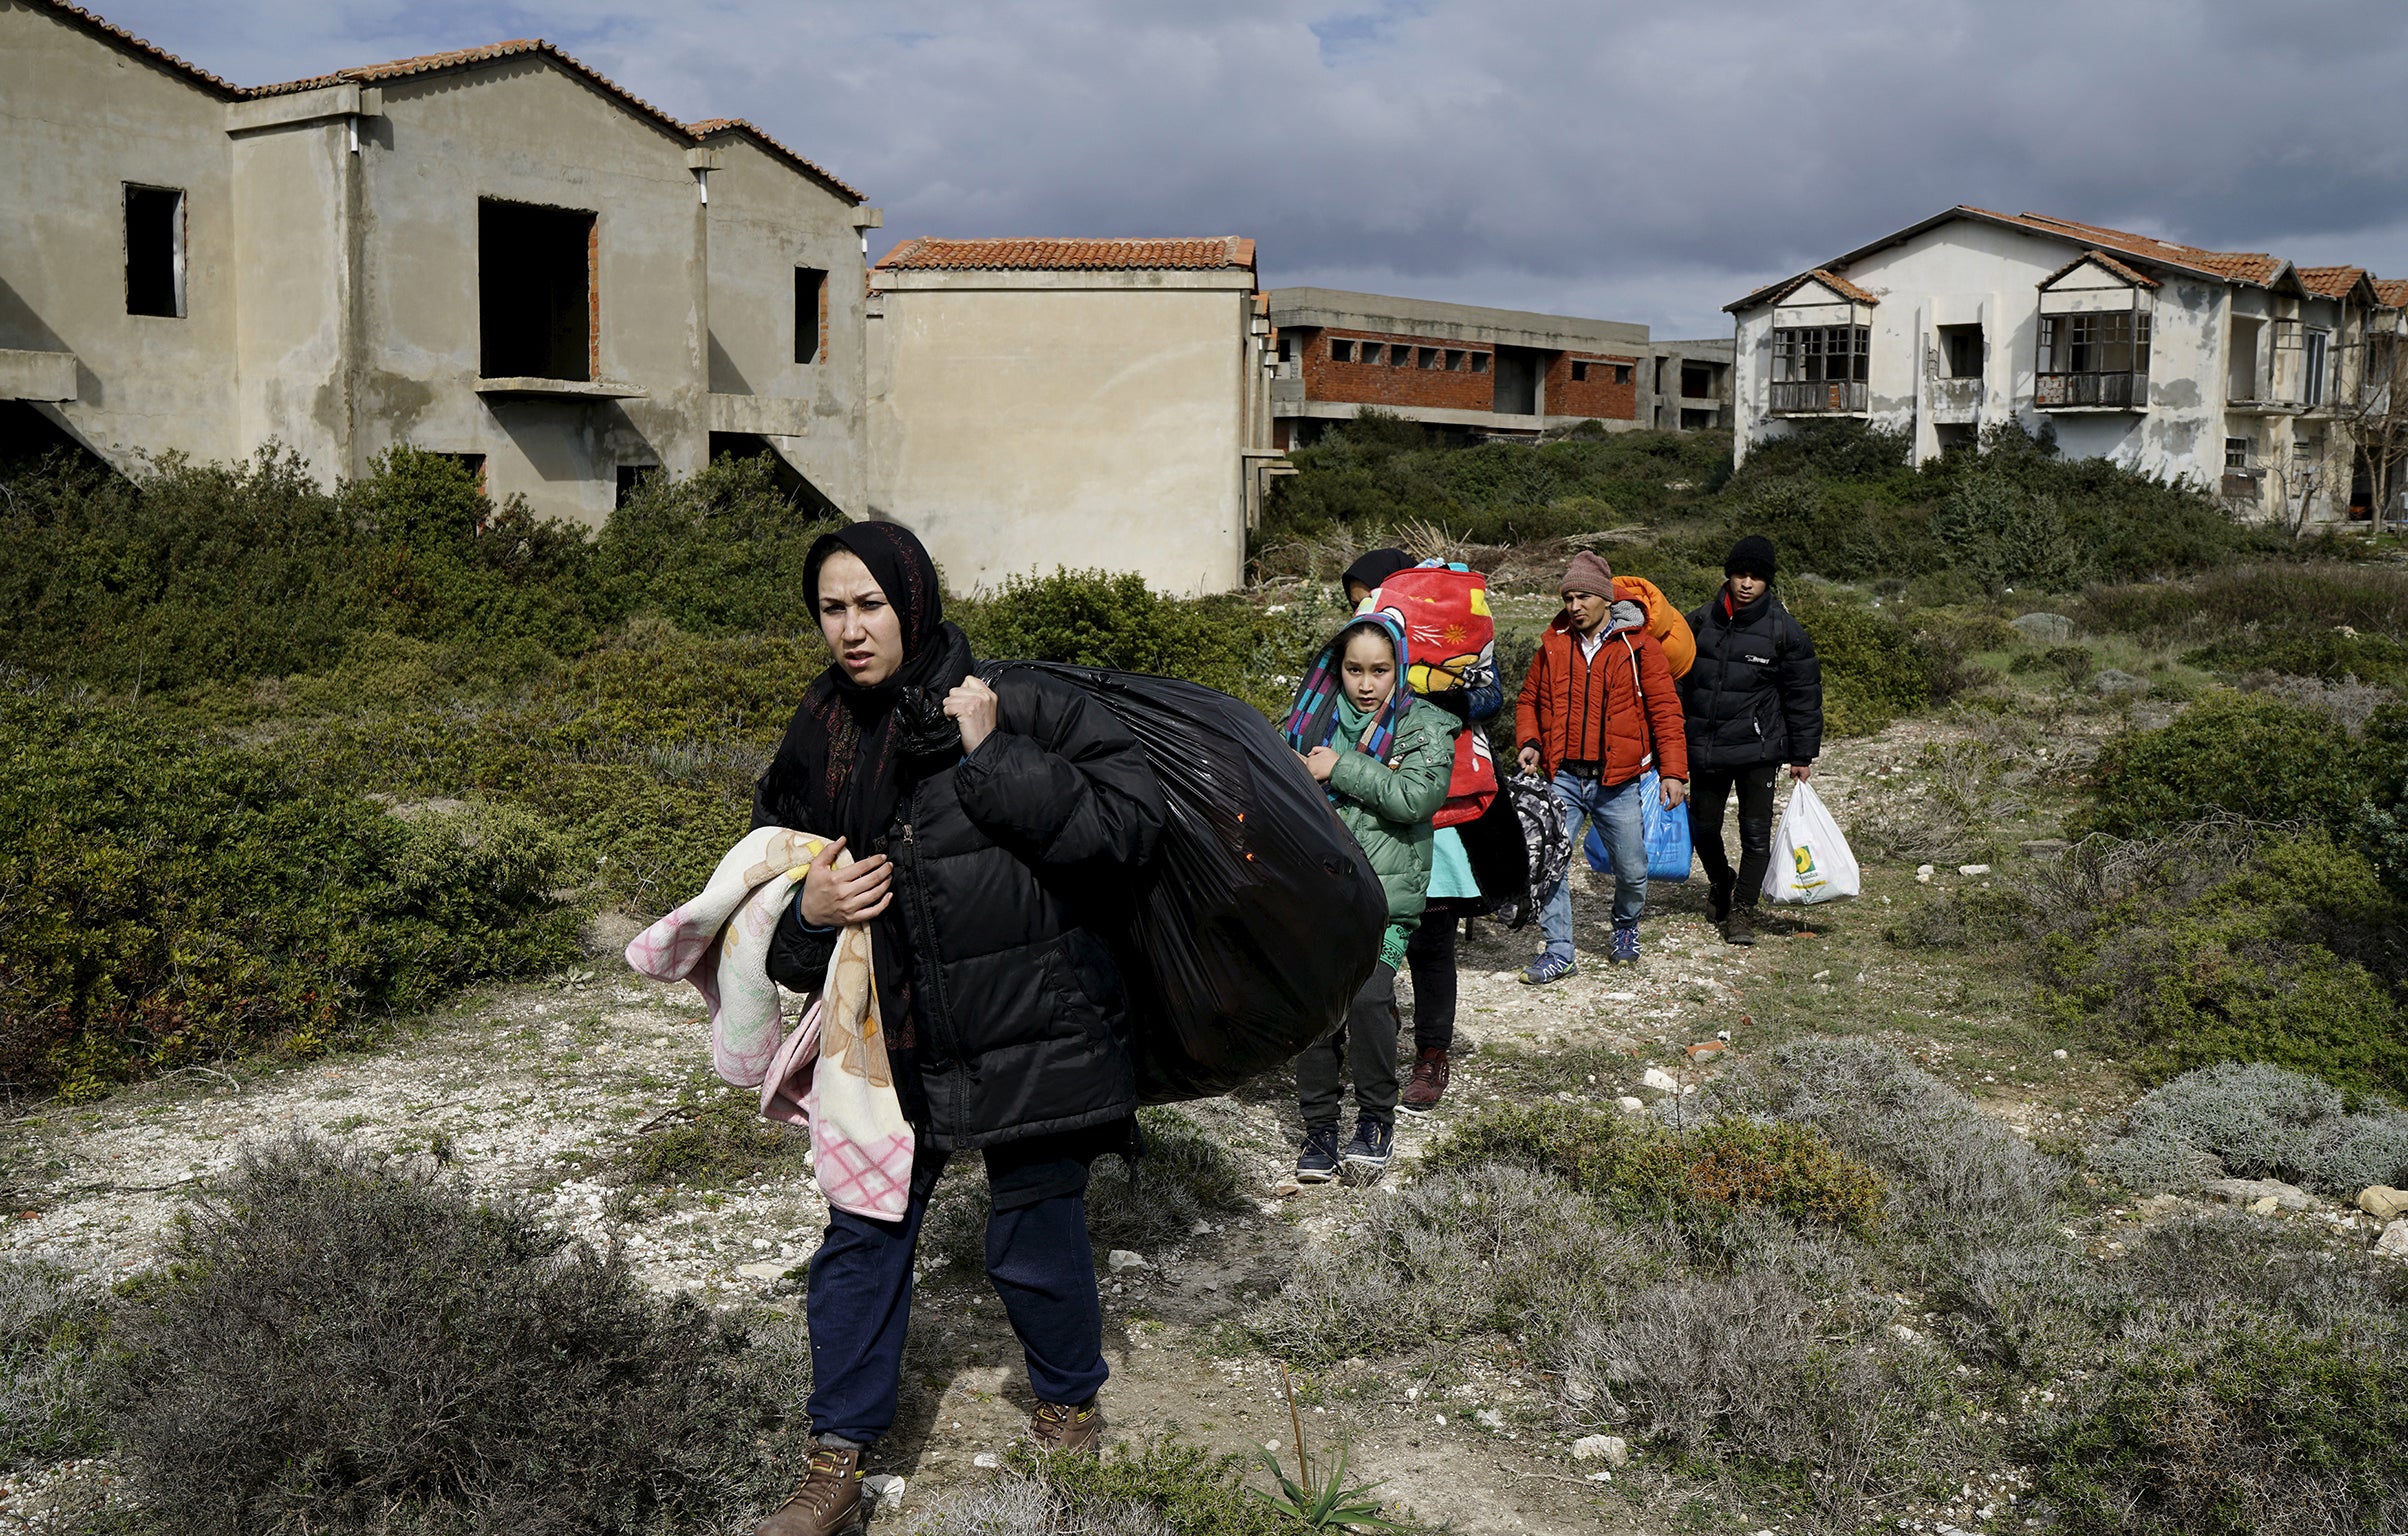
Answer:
[
  {"left": 1679, "top": 535, "right": 1823, "bottom": 947},
  {"left": 1514, "top": 551, "right": 1688, "bottom": 980}
]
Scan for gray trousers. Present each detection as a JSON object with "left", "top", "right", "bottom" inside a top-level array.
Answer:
[{"left": 1296, "top": 962, "right": 1401, "bottom": 1128}]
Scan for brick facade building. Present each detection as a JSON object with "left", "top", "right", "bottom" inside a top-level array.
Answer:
[{"left": 1266, "top": 288, "right": 1729, "bottom": 447}]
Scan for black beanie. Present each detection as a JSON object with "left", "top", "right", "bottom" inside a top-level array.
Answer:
[{"left": 1724, "top": 535, "right": 1777, "bottom": 580}]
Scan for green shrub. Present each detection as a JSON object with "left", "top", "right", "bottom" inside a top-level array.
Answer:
[
  {"left": 2080, "top": 691, "right": 2404, "bottom": 842},
  {"left": 107, "top": 1136, "right": 805, "bottom": 1536},
  {"left": 916, "top": 1439, "right": 1299, "bottom": 1536},
  {"left": 2027, "top": 1318, "right": 2408, "bottom": 1536},
  {"left": 2039, "top": 830, "right": 2408, "bottom": 1096},
  {"left": 1422, "top": 1102, "right": 1888, "bottom": 1236},
  {"left": 590, "top": 452, "right": 841, "bottom": 635},
  {"left": 2092, "top": 1062, "right": 2408, "bottom": 1197},
  {"left": 1784, "top": 591, "right": 1938, "bottom": 736},
  {"left": 0, "top": 688, "right": 579, "bottom": 1095},
  {"left": 0, "top": 1259, "right": 109, "bottom": 1469}
]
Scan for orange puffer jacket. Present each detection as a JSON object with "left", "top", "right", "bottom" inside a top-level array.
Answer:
[
  {"left": 1613, "top": 574, "right": 1696, "bottom": 679},
  {"left": 1514, "top": 602, "right": 1690, "bottom": 786}
]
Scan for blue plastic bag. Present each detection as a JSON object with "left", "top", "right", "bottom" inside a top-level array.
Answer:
[{"left": 1582, "top": 769, "right": 1694, "bottom": 881}]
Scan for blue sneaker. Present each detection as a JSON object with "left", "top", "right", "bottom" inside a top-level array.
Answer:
[
  {"left": 1610, "top": 925, "right": 1641, "bottom": 965},
  {"left": 1295, "top": 1122, "right": 1341, "bottom": 1183},
  {"left": 1341, "top": 1118, "right": 1394, "bottom": 1185},
  {"left": 1519, "top": 954, "right": 1577, "bottom": 986}
]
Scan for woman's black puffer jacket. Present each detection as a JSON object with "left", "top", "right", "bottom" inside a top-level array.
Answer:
[
  {"left": 1678, "top": 591, "right": 1825, "bottom": 773},
  {"left": 757, "top": 670, "right": 1167, "bottom": 1153}
]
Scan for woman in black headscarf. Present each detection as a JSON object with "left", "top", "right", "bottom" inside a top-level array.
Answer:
[{"left": 750, "top": 524, "right": 1166, "bottom": 1536}]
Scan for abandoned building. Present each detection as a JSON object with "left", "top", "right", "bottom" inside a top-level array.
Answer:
[
  {"left": 866, "top": 237, "right": 1278, "bottom": 597},
  {"left": 1727, "top": 206, "right": 2407, "bottom": 526},
  {"left": 1264, "top": 288, "right": 1733, "bottom": 448},
  {"left": 0, "top": 0, "right": 877, "bottom": 524}
]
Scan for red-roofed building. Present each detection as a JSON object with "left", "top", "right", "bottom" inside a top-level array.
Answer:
[
  {"left": 863, "top": 237, "right": 1277, "bottom": 594},
  {"left": 1, "top": 1, "right": 877, "bottom": 522},
  {"left": 1726, "top": 206, "right": 2404, "bottom": 526}
]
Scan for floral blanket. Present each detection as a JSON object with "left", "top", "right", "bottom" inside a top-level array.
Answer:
[{"left": 623, "top": 826, "right": 914, "bottom": 1220}]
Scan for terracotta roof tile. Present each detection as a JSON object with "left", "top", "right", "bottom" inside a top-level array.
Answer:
[
  {"left": 2375, "top": 278, "right": 2408, "bottom": 309},
  {"left": 685, "top": 118, "right": 865, "bottom": 203},
  {"left": 2038, "top": 249, "right": 2161, "bottom": 291},
  {"left": 874, "top": 236, "right": 1258, "bottom": 273},
  {"left": 1731, "top": 267, "right": 1880, "bottom": 310},
  {"left": 1965, "top": 207, "right": 2286, "bottom": 285},
  {"left": 26, "top": 0, "right": 241, "bottom": 95},
  {"left": 2297, "top": 265, "right": 2369, "bottom": 300}
]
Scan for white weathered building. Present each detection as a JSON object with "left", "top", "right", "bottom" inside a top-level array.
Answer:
[{"left": 1726, "top": 206, "right": 2402, "bottom": 526}]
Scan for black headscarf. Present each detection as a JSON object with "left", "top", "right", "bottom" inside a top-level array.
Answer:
[
  {"left": 755, "top": 522, "right": 975, "bottom": 1026},
  {"left": 1342, "top": 547, "right": 1415, "bottom": 596}
]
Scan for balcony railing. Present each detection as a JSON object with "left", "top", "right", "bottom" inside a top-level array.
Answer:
[
  {"left": 1769, "top": 379, "right": 1868, "bottom": 415},
  {"left": 2035, "top": 370, "right": 2146, "bottom": 409}
]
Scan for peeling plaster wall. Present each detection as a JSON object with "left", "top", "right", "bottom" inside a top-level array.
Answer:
[
  {"left": 700, "top": 137, "right": 867, "bottom": 512},
  {"left": 1732, "top": 220, "right": 2242, "bottom": 501},
  {"left": 351, "top": 62, "right": 708, "bottom": 527},
  {"left": 0, "top": 1, "right": 240, "bottom": 467},
  {"left": 229, "top": 113, "right": 351, "bottom": 477},
  {"left": 867, "top": 270, "right": 1255, "bottom": 596}
]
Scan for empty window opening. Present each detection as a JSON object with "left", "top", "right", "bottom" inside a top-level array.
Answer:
[
  {"left": 1445, "top": 349, "right": 1465, "bottom": 371},
  {"left": 432, "top": 452, "right": 487, "bottom": 493},
  {"left": 1571, "top": 361, "right": 1590, "bottom": 383},
  {"left": 2224, "top": 436, "right": 2251, "bottom": 472},
  {"left": 1360, "top": 343, "right": 1383, "bottom": 365},
  {"left": 1277, "top": 336, "right": 1294, "bottom": 363},
  {"left": 1681, "top": 362, "right": 1716, "bottom": 397},
  {"left": 1418, "top": 347, "right": 1440, "bottom": 369},
  {"left": 1680, "top": 407, "right": 1715, "bottom": 431},
  {"left": 479, "top": 199, "right": 595, "bottom": 381},
  {"left": 615, "top": 464, "right": 658, "bottom": 507},
  {"left": 1331, "top": 338, "right": 1356, "bottom": 363},
  {"left": 1391, "top": 345, "right": 1413, "bottom": 368},
  {"left": 1938, "top": 323, "right": 1983, "bottom": 379},
  {"left": 124, "top": 184, "right": 185, "bottom": 317},
  {"left": 794, "top": 267, "right": 826, "bottom": 365},
  {"left": 709, "top": 433, "right": 840, "bottom": 516},
  {"left": 2228, "top": 316, "right": 2263, "bottom": 400},
  {"left": 1469, "top": 353, "right": 1490, "bottom": 374},
  {"left": 1491, "top": 345, "right": 1541, "bottom": 414},
  {"left": 1933, "top": 423, "right": 1977, "bottom": 453},
  {"left": 1612, "top": 364, "right": 1632, "bottom": 386}
]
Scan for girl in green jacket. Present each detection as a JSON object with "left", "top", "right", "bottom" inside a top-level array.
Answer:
[{"left": 1281, "top": 611, "right": 1460, "bottom": 1184}]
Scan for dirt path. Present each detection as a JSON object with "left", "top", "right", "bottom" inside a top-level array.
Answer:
[{"left": 1, "top": 710, "right": 2114, "bottom": 1534}]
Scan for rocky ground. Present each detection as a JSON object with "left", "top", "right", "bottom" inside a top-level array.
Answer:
[{"left": 6, "top": 701, "right": 2385, "bottom": 1534}]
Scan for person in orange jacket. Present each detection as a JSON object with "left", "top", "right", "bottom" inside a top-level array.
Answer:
[{"left": 1513, "top": 550, "right": 1688, "bottom": 978}]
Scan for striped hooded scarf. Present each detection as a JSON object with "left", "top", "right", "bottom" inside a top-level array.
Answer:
[{"left": 1281, "top": 611, "right": 1415, "bottom": 788}]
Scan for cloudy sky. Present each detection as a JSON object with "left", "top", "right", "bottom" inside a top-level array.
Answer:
[{"left": 95, "top": 0, "right": 2408, "bottom": 338}]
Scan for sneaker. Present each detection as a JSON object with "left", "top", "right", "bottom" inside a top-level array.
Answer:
[
  {"left": 1399, "top": 1047, "right": 1450, "bottom": 1115},
  {"left": 1721, "top": 905, "right": 1757, "bottom": 947},
  {"left": 1609, "top": 925, "right": 1641, "bottom": 965},
  {"left": 1340, "top": 1118, "right": 1395, "bottom": 1185},
  {"left": 1708, "top": 873, "right": 1734, "bottom": 924},
  {"left": 1518, "top": 954, "right": 1577, "bottom": 986},
  {"left": 1295, "top": 1122, "right": 1341, "bottom": 1183},
  {"left": 1028, "top": 1397, "right": 1105, "bottom": 1456},
  {"left": 756, "top": 1442, "right": 865, "bottom": 1536}
]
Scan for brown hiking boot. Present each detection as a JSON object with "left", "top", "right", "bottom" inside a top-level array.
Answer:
[
  {"left": 1400, "top": 1046, "right": 1450, "bottom": 1115},
  {"left": 1721, "top": 905, "right": 1757, "bottom": 947},
  {"left": 1028, "top": 1397, "right": 1105, "bottom": 1455},
  {"left": 757, "top": 1443, "right": 864, "bottom": 1536}
]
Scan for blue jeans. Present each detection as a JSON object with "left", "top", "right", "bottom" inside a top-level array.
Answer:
[
  {"left": 1539, "top": 770, "right": 1648, "bottom": 961},
  {"left": 806, "top": 1138, "right": 1108, "bottom": 1445}
]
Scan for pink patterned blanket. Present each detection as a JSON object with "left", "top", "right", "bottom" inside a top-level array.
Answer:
[{"left": 622, "top": 826, "right": 914, "bottom": 1220}]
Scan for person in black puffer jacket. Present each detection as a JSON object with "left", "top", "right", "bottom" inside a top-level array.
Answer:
[
  {"left": 1679, "top": 535, "right": 1823, "bottom": 947},
  {"left": 749, "top": 523, "right": 1166, "bottom": 1533}
]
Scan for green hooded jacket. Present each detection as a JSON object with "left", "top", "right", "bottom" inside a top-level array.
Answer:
[{"left": 1327, "top": 695, "right": 1460, "bottom": 966}]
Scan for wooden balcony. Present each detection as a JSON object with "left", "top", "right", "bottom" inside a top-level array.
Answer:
[
  {"left": 1769, "top": 379, "right": 1868, "bottom": 415},
  {"left": 2035, "top": 370, "right": 2146, "bottom": 410}
]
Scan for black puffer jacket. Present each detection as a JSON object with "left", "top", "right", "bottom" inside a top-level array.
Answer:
[
  {"left": 1679, "top": 591, "right": 1824, "bottom": 772},
  {"left": 757, "top": 669, "right": 1167, "bottom": 1152}
]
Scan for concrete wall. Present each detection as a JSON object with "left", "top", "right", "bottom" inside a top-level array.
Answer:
[
  {"left": 2, "top": 7, "right": 873, "bottom": 527},
  {"left": 867, "top": 270, "right": 1258, "bottom": 596},
  {"left": 1732, "top": 220, "right": 2248, "bottom": 504},
  {"left": 700, "top": 135, "right": 868, "bottom": 511},
  {"left": 0, "top": 0, "right": 240, "bottom": 467}
]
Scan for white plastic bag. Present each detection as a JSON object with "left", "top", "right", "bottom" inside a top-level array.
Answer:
[{"left": 1763, "top": 780, "right": 1860, "bottom": 904}]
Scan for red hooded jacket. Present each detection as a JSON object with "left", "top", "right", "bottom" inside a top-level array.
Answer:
[{"left": 1515, "top": 603, "right": 1689, "bottom": 786}]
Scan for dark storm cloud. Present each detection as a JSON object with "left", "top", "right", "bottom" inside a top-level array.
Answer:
[{"left": 92, "top": 0, "right": 2408, "bottom": 334}]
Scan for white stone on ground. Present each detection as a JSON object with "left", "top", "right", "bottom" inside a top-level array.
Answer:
[{"left": 1571, "top": 1434, "right": 1629, "bottom": 1466}]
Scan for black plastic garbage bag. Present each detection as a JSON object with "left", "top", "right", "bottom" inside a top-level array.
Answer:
[{"left": 986, "top": 662, "right": 1386, "bottom": 1103}]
